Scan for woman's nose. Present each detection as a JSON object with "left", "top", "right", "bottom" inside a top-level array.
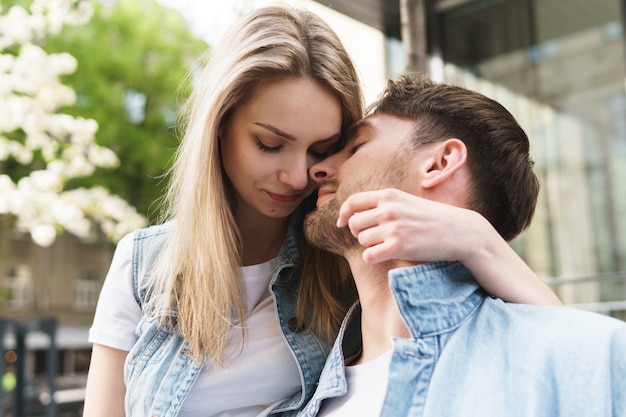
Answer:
[{"left": 279, "top": 158, "right": 310, "bottom": 190}]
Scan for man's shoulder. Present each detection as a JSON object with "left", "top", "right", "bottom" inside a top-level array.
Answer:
[
  {"left": 427, "top": 301, "right": 626, "bottom": 417},
  {"left": 482, "top": 299, "right": 626, "bottom": 346},
  {"left": 505, "top": 301, "right": 625, "bottom": 326}
]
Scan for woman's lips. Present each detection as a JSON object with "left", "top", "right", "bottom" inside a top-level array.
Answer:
[{"left": 266, "top": 191, "right": 303, "bottom": 203}]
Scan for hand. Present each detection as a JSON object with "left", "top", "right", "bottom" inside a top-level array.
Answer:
[
  {"left": 338, "top": 188, "right": 482, "bottom": 265},
  {"left": 337, "top": 188, "right": 561, "bottom": 305}
]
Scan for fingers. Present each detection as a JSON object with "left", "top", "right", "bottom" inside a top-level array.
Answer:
[
  {"left": 338, "top": 189, "right": 410, "bottom": 264},
  {"left": 338, "top": 188, "right": 410, "bottom": 227},
  {"left": 345, "top": 208, "right": 382, "bottom": 239},
  {"left": 335, "top": 188, "right": 511, "bottom": 268},
  {"left": 337, "top": 190, "right": 382, "bottom": 228},
  {"left": 362, "top": 239, "right": 401, "bottom": 264}
]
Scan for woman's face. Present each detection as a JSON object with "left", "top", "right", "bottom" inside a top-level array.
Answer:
[{"left": 221, "top": 76, "right": 343, "bottom": 221}]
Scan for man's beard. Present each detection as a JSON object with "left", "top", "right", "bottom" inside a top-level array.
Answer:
[
  {"left": 304, "top": 195, "right": 359, "bottom": 256},
  {"left": 305, "top": 145, "right": 411, "bottom": 256}
]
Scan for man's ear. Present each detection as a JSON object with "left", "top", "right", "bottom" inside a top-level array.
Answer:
[{"left": 420, "top": 139, "right": 467, "bottom": 189}]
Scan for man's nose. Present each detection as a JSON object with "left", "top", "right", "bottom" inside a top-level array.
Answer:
[{"left": 309, "top": 153, "right": 340, "bottom": 183}]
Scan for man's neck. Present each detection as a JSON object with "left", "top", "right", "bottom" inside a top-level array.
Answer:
[{"left": 344, "top": 251, "right": 413, "bottom": 365}]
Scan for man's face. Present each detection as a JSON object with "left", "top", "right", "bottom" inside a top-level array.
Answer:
[{"left": 304, "top": 113, "right": 417, "bottom": 255}]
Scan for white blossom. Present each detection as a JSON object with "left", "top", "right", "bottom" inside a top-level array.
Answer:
[
  {"left": 30, "top": 224, "right": 57, "bottom": 247},
  {"left": 0, "top": 0, "right": 146, "bottom": 246},
  {"left": 87, "top": 144, "right": 120, "bottom": 168},
  {"left": 0, "top": 6, "right": 33, "bottom": 45},
  {"left": 29, "top": 169, "right": 63, "bottom": 192},
  {"left": 0, "top": 174, "right": 16, "bottom": 213}
]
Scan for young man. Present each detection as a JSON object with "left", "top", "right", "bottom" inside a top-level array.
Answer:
[{"left": 297, "top": 72, "right": 626, "bottom": 416}]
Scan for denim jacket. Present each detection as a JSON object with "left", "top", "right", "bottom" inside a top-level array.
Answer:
[
  {"left": 123, "top": 212, "right": 331, "bottom": 417},
  {"left": 297, "top": 261, "right": 626, "bottom": 417}
]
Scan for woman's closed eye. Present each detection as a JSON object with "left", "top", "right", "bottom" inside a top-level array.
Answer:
[
  {"left": 255, "top": 137, "right": 282, "bottom": 153},
  {"left": 255, "top": 135, "right": 341, "bottom": 160}
]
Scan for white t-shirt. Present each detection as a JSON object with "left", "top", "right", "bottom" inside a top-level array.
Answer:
[
  {"left": 89, "top": 232, "right": 301, "bottom": 417},
  {"left": 317, "top": 349, "right": 393, "bottom": 417}
]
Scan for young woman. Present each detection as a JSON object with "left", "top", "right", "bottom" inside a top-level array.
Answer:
[{"left": 83, "top": 5, "right": 559, "bottom": 417}]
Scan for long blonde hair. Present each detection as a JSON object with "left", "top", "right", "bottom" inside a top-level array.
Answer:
[{"left": 149, "top": 4, "right": 363, "bottom": 363}]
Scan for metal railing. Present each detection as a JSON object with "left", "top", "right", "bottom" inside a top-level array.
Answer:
[
  {"left": 547, "top": 271, "right": 626, "bottom": 319},
  {"left": 0, "top": 317, "right": 57, "bottom": 417}
]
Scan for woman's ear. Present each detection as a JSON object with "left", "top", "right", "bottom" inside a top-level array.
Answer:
[{"left": 420, "top": 139, "right": 467, "bottom": 189}]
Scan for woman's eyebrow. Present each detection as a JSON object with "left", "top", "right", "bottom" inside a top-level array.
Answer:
[
  {"left": 254, "top": 122, "right": 295, "bottom": 140},
  {"left": 254, "top": 122, "right": 340, "bottom": 143}
]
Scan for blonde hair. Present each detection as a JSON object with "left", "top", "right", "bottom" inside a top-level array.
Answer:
[{"left": 149, "top": 4, "right": 363, "bottom": 363}]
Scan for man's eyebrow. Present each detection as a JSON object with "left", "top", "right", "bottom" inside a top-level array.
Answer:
[
  {"left": 254, "top": 122, "right": 340, "bottom": 143},
  {"left": 347, "top": 119, "right": 373, "bottom": 144}
]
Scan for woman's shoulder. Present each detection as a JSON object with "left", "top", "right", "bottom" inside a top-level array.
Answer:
[
  {"left": 130, "top": 221, "right": 176, "bottom": 271},
  {"left": 133, "top": 220, "right": 175, "bottom": 240}
]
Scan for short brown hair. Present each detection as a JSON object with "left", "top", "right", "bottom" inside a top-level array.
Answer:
[{"left": 370, "top": 72, "right": 539, "bottom": 241}]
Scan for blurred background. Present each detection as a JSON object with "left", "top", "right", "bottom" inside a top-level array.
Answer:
[{"left": 0, "top": 0, "right": 624, "bottom": 415}]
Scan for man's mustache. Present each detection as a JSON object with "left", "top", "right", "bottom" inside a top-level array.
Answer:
[{"left": 316, "top": 179, "right": 338, "bottom": 191}]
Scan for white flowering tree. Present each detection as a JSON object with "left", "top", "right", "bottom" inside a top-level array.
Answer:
[{"left": 0, "top": 0, "right": 147, "bottom": 247}]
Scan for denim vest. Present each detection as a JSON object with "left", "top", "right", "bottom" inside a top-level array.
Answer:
[
  {"left": 297, "top": 261, "right": 626, "bottom": 417},
  {"left": 123, "top": 213, "right": 331, "bottom": 417}
]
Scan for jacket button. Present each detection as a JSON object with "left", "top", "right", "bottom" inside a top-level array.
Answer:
[{"left": 288, "top": 317, "right": 305, "bottom": 332}]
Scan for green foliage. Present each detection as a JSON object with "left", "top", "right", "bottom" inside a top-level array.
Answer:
[{"left": 43, "top": 0, "right": 208, "bottom": 222}]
